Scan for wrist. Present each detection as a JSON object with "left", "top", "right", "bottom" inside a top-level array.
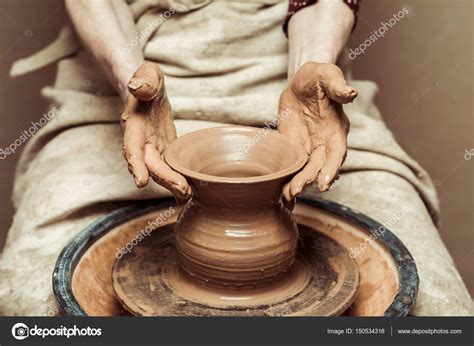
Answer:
[
  {"left": 288, "top": 50, "right": 338, "bottom": 76},
  {"left": 287, "top": 0, "right": 353, "bottom": 77}
]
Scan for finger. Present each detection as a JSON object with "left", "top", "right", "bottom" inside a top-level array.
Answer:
[
  {"left": 317, "top": 65, "right": 358, "bottom": 104},
  {"left": 282, "top": 183, "right": 295, "bottom": 210},
  {"left": 121, "top": 112, "right": 149, "bottom": 187},
  {"left": 325, "top": 78, "right": 358, "bottom": 104},
  {"left": 282, "top": 145, "right": 325, "bottom": 203},
  {"left": 317, "top": 131, "right": 348, "bottom": 192},
  {"left": 128, "top": 62, "right": 162, "bottom": 101},
  {"left": 144, "top": 144, "right": 192, "bottom": 203}
]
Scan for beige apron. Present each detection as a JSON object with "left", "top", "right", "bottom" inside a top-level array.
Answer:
[{"left": 1, "top": 0, "right": 472, "bottom": 316}]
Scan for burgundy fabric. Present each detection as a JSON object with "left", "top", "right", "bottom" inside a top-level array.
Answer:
[{"left": 284, "top": 0, "right": 360, "bottom": 35}]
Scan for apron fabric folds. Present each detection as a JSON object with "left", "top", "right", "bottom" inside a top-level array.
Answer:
[{"left": 1, "top": 0, "right": 472, "bottom": 316}]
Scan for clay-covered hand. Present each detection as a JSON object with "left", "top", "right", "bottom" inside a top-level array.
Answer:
[
  {"left": 121, "top": 61, "right": 191, "bottom": 203},
  {"left": 278, "top": 62, "right": 357, "bottom": 209}
]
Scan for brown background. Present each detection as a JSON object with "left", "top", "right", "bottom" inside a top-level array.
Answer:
[{"left": 0, "top": 0, "right": 472, "bottom": 295}]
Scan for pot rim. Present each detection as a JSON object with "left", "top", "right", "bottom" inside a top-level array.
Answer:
[{"left": 164, "top": 126, "right": 308, "bottom": 184}]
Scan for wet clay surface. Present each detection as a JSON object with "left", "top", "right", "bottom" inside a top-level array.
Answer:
[
  {"left": 295, "top": 204, "right": 399, "bottom": 316},
  {"left": 71, "top": 203, "right": 399, "bottom": 316},
  {"left": 175, "top": 199, "right": 299, "bottom": 287},
  {"left": 112, "top": 224, "right": 359, "bottom": 316},
  {"left": 164, "top": 127, "right": 308, "bottom": 287},
  {"left": 71, "top": 209, "right": 179, "bottom": 316}
]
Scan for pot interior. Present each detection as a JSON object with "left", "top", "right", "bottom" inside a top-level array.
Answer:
[{"left": 164, "top": 126, "right": 307, "bottom": 182}]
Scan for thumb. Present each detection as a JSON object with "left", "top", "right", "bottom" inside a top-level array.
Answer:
[
  {"left": 325, "top": 78, "right": 358, "bottom": 104},
  {"left": 128, "top": 62, "right": 162, "bottom": 101},
  {"left": 318, "top": 64, "right": 358, "bottom": 104}
]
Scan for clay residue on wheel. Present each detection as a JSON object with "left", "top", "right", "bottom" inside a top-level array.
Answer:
[
  {"left": 71, "top": 208, "right": 180, "bottom": 316},
  {"left": 294, "top": 204, "right": 399, "bottom": 316},
  {"left": 112, "top": 225, "right": 358, "bottom": 316}
]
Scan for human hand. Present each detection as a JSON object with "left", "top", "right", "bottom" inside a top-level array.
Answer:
[
  {"left": 278, "top": 62, "right": 357, "bottom": 209},
  {"left": 121, "top": 62, "right": 191, "bottom": 203}
]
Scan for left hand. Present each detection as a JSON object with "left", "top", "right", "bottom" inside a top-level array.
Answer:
[
  {"left": 277, "top": 62, "right": 358, "bottom": 209},
  {"left": 121, "top": 62, "right": 192, "bottom": 203}
]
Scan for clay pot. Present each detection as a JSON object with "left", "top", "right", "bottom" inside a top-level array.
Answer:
[{"left": 164, "top": 126, "right": 307, "bottom": 287}]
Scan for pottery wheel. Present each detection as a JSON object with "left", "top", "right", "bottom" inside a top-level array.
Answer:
[{"left": 112, "top": 224, "right": 359, "bottom": 316}]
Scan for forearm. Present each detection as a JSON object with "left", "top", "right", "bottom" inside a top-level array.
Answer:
[
  {"left": 287, "top": 0, "right": 354, "bottom": 76},
  {"left": 65, "top": 0, "right": 143, "bottom": 99}
]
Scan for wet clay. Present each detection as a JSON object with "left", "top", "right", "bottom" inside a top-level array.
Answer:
[
  {"left": 278, "top": 62, "right": 358, "bottom": 206},
  {"left": 71, "top": 203, "right": 400, "bottom": 316},
  {"left": 164, "top": 126, "right": 308, "bottom": 287},
  {"left": 108, "top": 127, "right": 361, "bottom": 316},
  {"left": 112, "top": 224, "right": 359, "bottom": 316},
  {"left": 121, "top": 61, "right": 191, "bottom": 201},
  {"left": 295, "top": 204, "right": 399, "bottom": 316}
]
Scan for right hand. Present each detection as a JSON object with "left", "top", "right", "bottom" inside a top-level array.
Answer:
[
  {"left": 121, "top": 62, "right": 191, "bottom": 203},
  {"left": 277, "top": 62, "right": 357, "bottom": 209}
]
